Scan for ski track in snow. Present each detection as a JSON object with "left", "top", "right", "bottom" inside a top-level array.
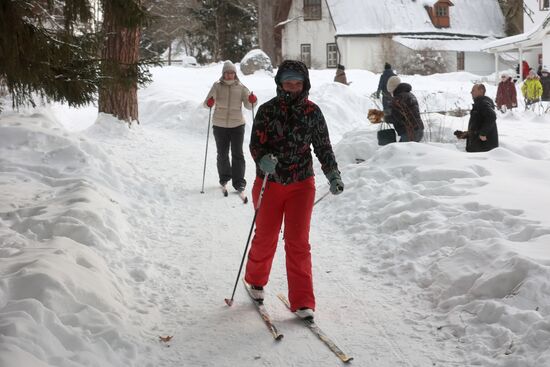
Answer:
[{"left": 93, "top": 123, "right": 466, "bottom": 366}]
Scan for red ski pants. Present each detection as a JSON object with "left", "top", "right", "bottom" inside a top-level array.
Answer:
[{"left": 244, "top": 176, "right": 316, "bottom": 311}]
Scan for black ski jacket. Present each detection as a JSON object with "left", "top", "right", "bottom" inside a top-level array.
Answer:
[
  {"left": 386, "top": 83, "right": 424, "bottom": 138},
  {"left": 249, "top": 60, "right": 339, "bottom": 184},
  {"left": 466, "top": 96, "right": 498, "bottom": 152}
]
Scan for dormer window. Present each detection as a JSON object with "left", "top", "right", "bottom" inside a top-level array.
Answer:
[
  {"left": 304, "top": 0, "right": 322, "bottom": 21},
  {"left": 426, "top": 0, "right": 454, "bottom": 28},
  {"left": 435, "top": 5, "right": 448, "bottom": 17}
]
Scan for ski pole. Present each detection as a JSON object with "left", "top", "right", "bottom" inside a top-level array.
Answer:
[
  {"left": 225, "top": 173, "right": 270, "bottom": 306},
  {"left": 314, "top": 190, "right": 330, "bottom": 206},
  {"left": 251, "top": 97, "right": 256, "bottom": 122},
  {"left": 200, "top": 107, "right": 213, "bottom": 193}
]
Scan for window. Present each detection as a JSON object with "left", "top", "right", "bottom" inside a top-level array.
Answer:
[
  {"left": 541, "top": 0, "right": 550, "bottom": 10},
  {"left": 435, "top": 5, "right": 448, "bottom": 17},
  {"left": 327, "top": 43, "right": 338, "bottom": 68},
  {"left": 301, "top": 44, "right": 311, "bottom": 68},
  {"left": 457, "top": 52, "right": 465, "bottom": 71},
  {"left": 304, "top": 0, "right": 322, "bottom": 20}
]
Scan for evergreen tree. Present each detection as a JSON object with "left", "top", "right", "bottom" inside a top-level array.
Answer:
[
  {"left": 188, "top": 0, "right": 258, "bottom": 63},
  {"left": 0, "top": 0, "right": 154, "bottom": 124},
  {"left": 0, "top": 0, "right": 99, "bottom": 108}
]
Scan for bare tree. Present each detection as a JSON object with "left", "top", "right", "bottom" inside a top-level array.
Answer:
[
  {"left": 498, "top": 0, "right": 523, "bottom": 35},
  {"left": 258, "top": 1, "right": 276, "bottom": 64},
  {"left": 142, "top": 0, "right": 198, "bottom": 64},
  {"left": 258, "top": 0, "right": 291, "bottom": 66}
]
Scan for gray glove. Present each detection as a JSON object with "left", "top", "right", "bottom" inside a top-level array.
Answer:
[
  {"left": 259, "top": 154, "right": 278, "bottom": 174},
  {"left": 326, "top": 170, "right": 344, "bottom": 195}
]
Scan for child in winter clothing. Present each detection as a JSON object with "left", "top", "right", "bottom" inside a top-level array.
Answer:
[
  {"left": 495, "top": 73, "right": 517, "bottom": 112},
  {"left": 521, "top": 70, "right": 543, "bottom": 108},
  {"left": 204, "top": 61, "right": 257, "bottom": 192},
  {"left": 244, "top": 60, "right": 343, "bottom": 320}
]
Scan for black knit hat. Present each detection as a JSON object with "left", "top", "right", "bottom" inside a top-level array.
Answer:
[
  {"left": 337, "top": 64, "right": 345, "bottom": 70},
  {"left": 384, "top": 62, "right": 391, "bottom": 70}
]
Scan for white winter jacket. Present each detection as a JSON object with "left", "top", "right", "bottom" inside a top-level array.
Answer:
[{"left": 204, "top": 78, "right": 253, "bottom": 128}]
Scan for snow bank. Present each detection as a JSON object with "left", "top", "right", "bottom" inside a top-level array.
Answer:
[{"left": 0, "top": 113, "right": 151, "bottom": 367}]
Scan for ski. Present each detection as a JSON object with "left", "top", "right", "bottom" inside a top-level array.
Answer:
[
  {"left": 221, "top": 184, "right": 228, "bottom": 197},
  {"left": 243, "top": 280, "right": 283, "bottom": 341},
  {"left": 277, "top": 294, "right": 353, "bottom": 363}
]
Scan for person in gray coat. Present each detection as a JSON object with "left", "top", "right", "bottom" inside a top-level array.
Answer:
[{"left": 204, "top": 61, "right": 257, "bottom": 192}]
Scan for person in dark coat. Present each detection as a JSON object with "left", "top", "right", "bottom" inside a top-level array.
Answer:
[
  {"left": 495, "top": 73, "right": 517, "bottom": 112},
  {"left": 244, "top": 60, "right": 343, "bottom": 320},
  {"left": 334, "top": 64, "right": 350, "bottom": 85},
  {"left": 454, "top": 84, "right": 499, "bottom": 152},
  {"left": 540, "top": 69, "right": 550, "bottom": 101},
  {"left": 384, "top": 76, "right": 424, "bottom": 142},
  {"left": 376, "top": 62, "right": 396, "bottom": 110}
]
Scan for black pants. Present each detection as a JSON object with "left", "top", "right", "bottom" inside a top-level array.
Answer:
[{"left": 213, "top": 125, "right": 246, "bottom": 190}]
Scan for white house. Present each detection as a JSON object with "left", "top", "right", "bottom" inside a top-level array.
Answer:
[
  {"left": 483, "top": 0, "right": 550, "bottom": 82},
  {"left": 280, "top": 0, "right": 507, "bottom": 75}
]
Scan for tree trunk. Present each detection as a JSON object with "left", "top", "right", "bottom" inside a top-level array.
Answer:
[
  {"left": 215, "top": 1, "right": 227, "bottom": 60},
  {"left": 98, "top": 2, "right": 141, "bottom": 124},
  {"left": 498, "top": 0, "right": 523, "bottom": 36},
  {"left": 273, "top": 0, "right": 292, "bottom": 66},
  {"left": 258, "top": 1, "right": 276, "bottom": 66}
]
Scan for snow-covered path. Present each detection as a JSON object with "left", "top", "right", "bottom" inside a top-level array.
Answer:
[
  {"left": 4, "top": 65, "right": 550, "bottom": 367},
  {"left": 93, "top": 120, "right": 465, "bottom": 366}
]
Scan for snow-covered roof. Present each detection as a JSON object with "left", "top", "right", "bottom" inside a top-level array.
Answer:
[
  {"left": 326, "top": 0, "right": 505, "bottom": 38},
  {"left": 482, "top": 13, "right": 550, "bottom": 52},
  {"left": 394, "top": 36, "right": 498, "bottom": 52}
]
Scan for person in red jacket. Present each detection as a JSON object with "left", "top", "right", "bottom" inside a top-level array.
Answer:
[
  {"left": 495, "top": 73, "right": 517, "bottom": 112},
  {"left": 522, "top": 61, "right": 530, "bottom": 80}
]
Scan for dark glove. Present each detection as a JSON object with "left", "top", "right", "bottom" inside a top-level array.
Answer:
[
  {"left": 259, "top": 154, "right": 278, "bottom": 174},
  {"left": 248, "top": 93, "right": 257, "bottom": 104},
  {"left": 206, "top": 97, "right": 215, "bottom": 108},
  {"left": 454, "top": 130, "right": 467, "bottom": 139},
  {"left": 326, "top": 170, "right": 344, "bottom": 195}
]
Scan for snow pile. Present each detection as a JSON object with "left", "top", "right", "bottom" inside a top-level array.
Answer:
[
  {"left": 240, "top": 49, "right": 273, "bottom": 75},
  {"left": 327, "top": 128, "right": 550, "bottom": 366},
  {"left": 0, "top": 113, "right": 152, "bottom": 367}
]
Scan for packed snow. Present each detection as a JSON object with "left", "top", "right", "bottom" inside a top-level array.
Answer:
[{"left": 1, "top": 63, "right": 550, "bottom": 367}]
